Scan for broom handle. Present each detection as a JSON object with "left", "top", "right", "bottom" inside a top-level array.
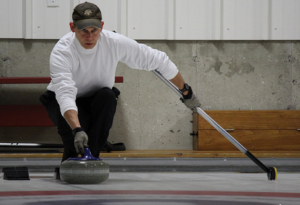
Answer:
[
  {"left": 152, "top": 70, "right": 270, "bottom": 173},
  {"left": 152, "top": 70, "right": 247, "bottom": 153}
]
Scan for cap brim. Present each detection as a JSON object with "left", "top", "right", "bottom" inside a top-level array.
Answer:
[{"left": 75, "top": 19, "right": 102, "bottom": 30}]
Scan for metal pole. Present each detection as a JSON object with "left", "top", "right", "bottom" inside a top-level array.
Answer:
[{"left": 152, "top": 70, "right": 269, "bottom": 173}]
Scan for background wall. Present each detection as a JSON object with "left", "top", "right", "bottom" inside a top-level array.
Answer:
[
  {"left": 1, "top": 40, "right": 299, "bottom": 149},
  {"left": 0, "top": 0, "right": 300, "bottom": 150},
  {"left": 1, "top": 0, "right": 300, "bottom": 40}
]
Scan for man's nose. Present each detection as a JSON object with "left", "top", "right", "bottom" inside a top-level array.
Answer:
[{"left": 86, "top": 32, "right": 92, "bottom": 39}]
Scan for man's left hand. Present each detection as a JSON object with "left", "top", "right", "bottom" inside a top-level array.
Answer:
[{"left": 181, "top": 86, "right": 201, "bottom": 111}]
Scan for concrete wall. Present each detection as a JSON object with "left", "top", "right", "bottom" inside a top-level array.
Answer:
[{"left": 0, "top": 39, "right": 299, "bottom": 150}]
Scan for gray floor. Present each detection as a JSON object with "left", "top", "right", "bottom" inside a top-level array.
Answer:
[{"left": 0, "top": 158, "right": 300, "bottom": 205}]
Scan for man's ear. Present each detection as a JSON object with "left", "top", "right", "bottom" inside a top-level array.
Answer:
[
  {"left": 70, "top": 22, "right": 75, "bottom": 32},
  {"left": 100, "top": 21, "right": 104, "bottom": 31}
]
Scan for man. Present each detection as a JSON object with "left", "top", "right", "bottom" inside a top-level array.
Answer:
[{"left": 40, "top": 2, "right": 200, "bottom": 162}]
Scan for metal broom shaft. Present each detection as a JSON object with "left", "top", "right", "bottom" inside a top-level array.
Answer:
[{"left": 152, "top": 70, "right": 269, "bottom": 173}]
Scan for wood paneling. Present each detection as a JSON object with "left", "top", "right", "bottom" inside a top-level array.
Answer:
[
  {"left": 198, "top": 110, "right": 300, "bottom": 130},
  {"left": 198, "top": 130, "right": 300, "bottom": 151},
  {"left": 196, "top": 110, "right": 300, "bottom": 157}
]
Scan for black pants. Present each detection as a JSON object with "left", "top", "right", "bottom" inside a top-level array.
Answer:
[{"left": 40, "top": 88, "right": 118, "bottom": 162}]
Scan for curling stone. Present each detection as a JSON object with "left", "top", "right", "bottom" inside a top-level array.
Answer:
[{"left": 60, "top": 147, "right": 109, "bottom": 184}]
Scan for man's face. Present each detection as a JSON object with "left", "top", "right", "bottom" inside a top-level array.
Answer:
[{"left": 70, "top": 22, "right": 103, "bottom": 49}]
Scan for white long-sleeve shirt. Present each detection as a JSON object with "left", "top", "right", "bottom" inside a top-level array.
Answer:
[{"left": 47, "top": 29, "right": 178, "bottom": 115}]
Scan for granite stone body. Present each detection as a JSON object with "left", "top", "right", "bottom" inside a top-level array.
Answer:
[{"left": 59, "top": 148, "right": 109, "bottom": 184}]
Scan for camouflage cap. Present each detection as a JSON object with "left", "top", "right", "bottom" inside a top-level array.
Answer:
[{"left": 72, "top": 2, "right": 102, "bottom": 30}]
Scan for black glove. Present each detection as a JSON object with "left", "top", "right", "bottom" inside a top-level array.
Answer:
[
  {"left": 181, "top": 86, "right": 201, "bottom": 111},
  {"left": 72, "top": 127, "right": 88, "bottom": 156}
]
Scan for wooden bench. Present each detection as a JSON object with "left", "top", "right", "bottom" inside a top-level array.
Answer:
[
  {"left": 2, "top": 109, "right": 300, "bottom": 158},
  {"left": 0, "top": 77, "right": 123, "bottom": 127},
  {"left": 0, "top": 76, "right": 123, "bottom": 152},
  {"left": 192, "top": 110, "right": 300, "bottom": 158}
]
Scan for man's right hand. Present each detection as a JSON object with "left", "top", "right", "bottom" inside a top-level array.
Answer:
[{"left": 73, "top": 129, "right": 88, "bottom": 155}]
